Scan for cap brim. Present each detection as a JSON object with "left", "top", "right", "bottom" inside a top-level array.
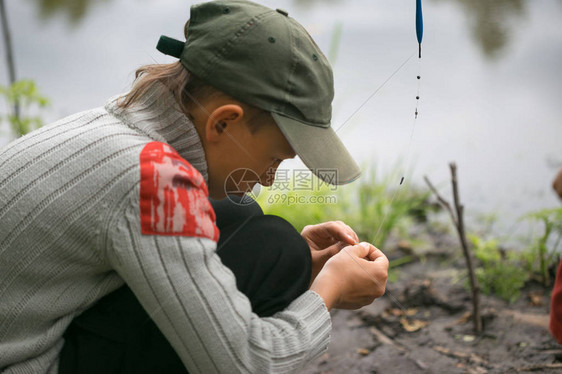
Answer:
[{"left": 271, "top": 112, "right": 361, "bottom": 186}]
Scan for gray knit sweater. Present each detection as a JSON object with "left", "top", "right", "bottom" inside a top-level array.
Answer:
[{"left": 0, "top": 86, "right": 331, "bottom": 373}]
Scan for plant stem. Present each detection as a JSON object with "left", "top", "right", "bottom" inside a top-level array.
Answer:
[
  {"left": 424, "top": 164, "right": 482, "bottom": 333},
  {"left": 449, "top": 163, "right": 482, "bottom": 333},
  {"left": 0, "top": 0, "right": 19, "bottom": 119},
  {"left": 539, "top": 218, "right": 552, "bottom": 286}
]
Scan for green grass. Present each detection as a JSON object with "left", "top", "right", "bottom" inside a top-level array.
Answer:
[
  {"left": 465, "top": 207, "right": 562, "bottom": 302},
  {"left": 257, "top": 178, "right": 340, "bottom": 232},
  {"left": 469, "top": 234, "right": 528, "bottom": 303},
  {"left": 521, "top": 207, "right": 562, "bottom": 286},
  {"left": 257, "top": 165, "right": 430, "bottom": 250}
]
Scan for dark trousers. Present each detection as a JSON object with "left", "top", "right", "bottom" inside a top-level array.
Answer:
[{"left": 59, "top": 197, "right": 311, "bottom": 374}]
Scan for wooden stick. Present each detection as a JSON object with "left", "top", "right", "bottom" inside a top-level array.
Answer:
[
  {"left": 424, "top": 164, "right": 482, "bottom": 333},
  {"left": 369, "top": 327, "right": 427, "bottom": 369},
  {"left": 515, "top": 363, "right": 562, "bottom": 372},
  {"left": 369, "top": 327, "right": 406, "bottom": 351},
  {"left": 450, "top": 163, "right": 482, "bottom": 333}
]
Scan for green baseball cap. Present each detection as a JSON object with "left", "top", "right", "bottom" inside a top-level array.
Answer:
[{"left": 156, "top": 0, "right": 361, "bottom": 185}]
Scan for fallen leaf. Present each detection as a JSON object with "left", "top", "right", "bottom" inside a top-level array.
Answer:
[
  {"left": 456, "top": 311, "right": 471, "bottom": 325},
  {"left": 470, "top": 353, "right": 487, "bottom": 365},
  {"left": 405, "top": 308, "right": 418, "bottom": 316},
  {"left": 470, "top": 367, "right": 488, "bottom": 374},
  {"left": 400, "top": 317, "right": 429, "bottom": 332},
  {"left": 433, "top": 345, "right": 450, "bottom": 355},
  {"left": 457, "top": 363, "right": 488, "bottom": 374},
  {"left": 357, "top": 348, "right": 370, "bottom": 356},
  {"left": 528, "top": 291, "right": 544, "bottom": 306},
  {"left": 387, "top": 308, "right": 403, "bottom": 317},
  {"left": 453, "top": 350, "right": 469, "bottom": 359},
  {"left": 386, "top": 307, "right": 417, "bottom": 317}
]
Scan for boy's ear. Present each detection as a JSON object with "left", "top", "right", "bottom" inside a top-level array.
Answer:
[{"left": 205, "top": 104, "right": 245, "bottom": 142}]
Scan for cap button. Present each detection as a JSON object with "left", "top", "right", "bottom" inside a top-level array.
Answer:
[{"left": 276, "top": 8, "right": 289, "bottom": 17}]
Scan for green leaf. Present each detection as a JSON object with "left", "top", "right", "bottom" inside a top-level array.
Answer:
[{"left": 0, "top": 79, "right": 50, "bottom": 137}]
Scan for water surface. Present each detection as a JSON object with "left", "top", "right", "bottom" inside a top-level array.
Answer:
[{"left": 2, "top": 0, "right": 561, "bottom": 241}]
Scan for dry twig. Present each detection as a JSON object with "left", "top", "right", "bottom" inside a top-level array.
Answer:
[
  {"left": 515, "top": 363, "right": 562, "bottom": 372},
  {"left": 424, "top": 163, "right": 482, "bottom": 333}
]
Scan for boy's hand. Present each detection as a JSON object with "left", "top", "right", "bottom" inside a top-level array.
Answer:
[
  {"left": 310, "top": 242, "right": 388, "bottom": 310},
  {"left": 301, "top": 221, "right": 359, "bottom": 285}
]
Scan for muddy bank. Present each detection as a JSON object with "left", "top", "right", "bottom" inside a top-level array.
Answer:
[{"left": 302, "top": 242, "right": 560, "bottom": 374}]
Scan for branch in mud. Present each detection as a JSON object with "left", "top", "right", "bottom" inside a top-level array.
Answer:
[{"left": 424, "top": 163, "right": 482, "bottom": 333}]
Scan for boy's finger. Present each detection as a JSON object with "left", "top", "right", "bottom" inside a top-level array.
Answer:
[
  {"left": 323, "top": 242, "right": 346, "bottom": 257},
  {"left": 341, "top": 223, "right": 359, "bottom": 244},
  {"left": 369, "top": 249, "right": 389, "bottom": 267},
  {"left": 345, "top": 224, "right": 359, "bottom": 243},
  {"left": 344, "top": 243, "right": 370, "bottom": 258},
  {"left": 326, "top": 222, "right": 357, "bottom": 244},
  {"left": 357, "top": 241, "right": 379, "bottom": 258},
  {"left": 366, "top": 246, "right": 383, "bottom": 260}
]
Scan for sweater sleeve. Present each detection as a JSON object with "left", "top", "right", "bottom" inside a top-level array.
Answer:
[{"left": 103, "top": 142, "right": 331, "bottom": 373}]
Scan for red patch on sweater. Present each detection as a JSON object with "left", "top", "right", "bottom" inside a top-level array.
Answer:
[{"left": 139, "top": 142, "right": 219, "bottom": 242}]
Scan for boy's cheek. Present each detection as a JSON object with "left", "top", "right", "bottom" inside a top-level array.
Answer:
[
  {"left": 222, "top": 167, "right": 262, "bottom": 195},
  {"left": 205, "top": 170, "right": 226, "bottom": 200},
  {"left": 262, "top": 165, "right": 279, "bottom": 187}
]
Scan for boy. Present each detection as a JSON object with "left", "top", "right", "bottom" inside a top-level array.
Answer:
[{"left": 0, "top": 1, "right": 389, "bottom": 373}]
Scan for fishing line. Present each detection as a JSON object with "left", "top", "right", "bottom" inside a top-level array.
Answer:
[
  {"left": 341, "top": 0, "right": 425, "bottom": 314},
  {"left": 372, "top": 57, "right": 422, "bottom": 245},
  {"left": 373, "top": 0, "right": 424, "bottom": 244},
  {"left": 335, "top": 53, "right": 415, "bottom": 134}
]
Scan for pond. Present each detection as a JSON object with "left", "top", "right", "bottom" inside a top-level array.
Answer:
[{"left": 2, "top": 0, "right": 561, "bottom": 243}]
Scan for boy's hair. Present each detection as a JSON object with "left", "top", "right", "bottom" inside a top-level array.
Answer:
[{"left": 117, "top": 21, "right": 272, "bottom": 132}]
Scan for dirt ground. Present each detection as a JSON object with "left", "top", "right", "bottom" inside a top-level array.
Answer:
[{"left": 302, "top": 236, "right": 561, "bottom": 374}]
